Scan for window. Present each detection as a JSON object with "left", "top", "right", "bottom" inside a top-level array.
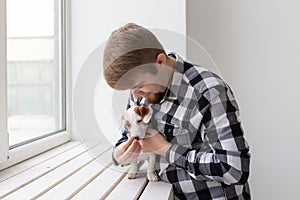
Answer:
[
  {"left": 0, "top": 0, "right": 8, "bottom": 163},
  {"left": 0, "top": 0, "right": 70, "bottom": 166}
]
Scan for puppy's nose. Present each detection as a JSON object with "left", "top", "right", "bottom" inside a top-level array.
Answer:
[{"left": 134, "top": 136, "right": 140, "bottom": 140}]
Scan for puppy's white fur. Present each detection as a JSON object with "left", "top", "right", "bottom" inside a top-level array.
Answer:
[{"left": 122, "top": 106, "right": 158, "bottom": 181}]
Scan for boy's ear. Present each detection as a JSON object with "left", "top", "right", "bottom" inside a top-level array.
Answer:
[{"left": 156, "top": 53, "right": 167, "bottom": 65}]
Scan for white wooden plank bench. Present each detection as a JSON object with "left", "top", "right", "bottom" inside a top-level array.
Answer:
[{"left": 0, "top": 141, "right": 174, "bottom": 200}]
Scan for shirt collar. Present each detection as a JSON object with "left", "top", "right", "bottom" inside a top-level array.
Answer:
[{"left": 160, "top": 52, "right": 185, "bottom": 103}]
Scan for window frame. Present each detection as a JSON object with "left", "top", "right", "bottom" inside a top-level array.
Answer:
[
  {"left": 0, "top": 0, "right": 9, "bottom": 163},
  {"left": 0, "top": 0, "right": 71, "bottom": 169}
]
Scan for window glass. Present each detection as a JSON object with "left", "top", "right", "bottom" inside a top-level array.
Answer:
[{"left": 7, "top": 0, "right": 65, "bottom": 147}]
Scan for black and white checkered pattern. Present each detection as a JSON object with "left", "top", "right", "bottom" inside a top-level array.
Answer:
[{"left": 115, "top": 53, "right": 251, "bottom": 199}]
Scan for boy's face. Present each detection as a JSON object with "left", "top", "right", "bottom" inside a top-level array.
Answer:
[
  {"left": 130, "top": 83, "right": 166, "bottom": 104},
  {"left": 122, "top": 54, "right": 175, "bottom": 103},
  {"left": 126, "top": 62, "right": 171, "bottom": 104}
]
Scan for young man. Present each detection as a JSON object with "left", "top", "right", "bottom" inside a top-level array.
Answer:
[{"left": 103, "top": 23, "right": 251, "bottom": 200}]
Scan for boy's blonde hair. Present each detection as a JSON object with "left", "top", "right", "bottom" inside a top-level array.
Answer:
[{"left": 103, "top": 23, "right": 166, "bottom": 90}]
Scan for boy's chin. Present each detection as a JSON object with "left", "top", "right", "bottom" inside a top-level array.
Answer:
[{"left": 145, "top": 92, "right": 165, "bottom": 104}]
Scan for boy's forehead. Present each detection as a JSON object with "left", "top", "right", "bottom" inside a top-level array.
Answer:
[
  {"left": 130, "top": 81, "right": 145, "bottom": 90},
  {"left": 117, "top": 73, "right": 153, "bottom": 90},
  {"left": 115, "top": 63, "right": 162, "bottom": 90}
]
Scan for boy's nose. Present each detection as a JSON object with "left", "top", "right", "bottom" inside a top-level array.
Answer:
[{"left": 132, "top": 89, "right": 142, "bottom": 99}]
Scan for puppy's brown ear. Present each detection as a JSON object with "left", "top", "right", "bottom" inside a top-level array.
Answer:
[
  {"left": 121, "top": 115, "right": 131, "bottom": 129},
  {"left": 136, "top": 106, "right": 152, "bottom": 123},
  {"left": 134, "top": 106, "right": 149, "bottom": 119},
  {"left": 125, "top": 120, "right": 131, "bottom": 129}
]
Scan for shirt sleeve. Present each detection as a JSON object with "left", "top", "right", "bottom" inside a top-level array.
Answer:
[{"left": 166, "top": 85, "right": 251, "bottom": 185}]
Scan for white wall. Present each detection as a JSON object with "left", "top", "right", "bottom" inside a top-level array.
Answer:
[
  {"left": 71, "top": 1, "right": 186, "bottom": 144},
  {"left": 187, "top": 1, "right": 300, "bottom": 199}
]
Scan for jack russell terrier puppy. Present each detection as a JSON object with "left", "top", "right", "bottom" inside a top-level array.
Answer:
[{"left": 122, "top": 105, "right": 158, "bottom": 181}]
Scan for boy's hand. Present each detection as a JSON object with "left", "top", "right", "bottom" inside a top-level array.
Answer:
[
  {"left": 113, "top": 137, "right": 141, "bottom": 165},
  {"left": 139, "top": 128, "right": 172, "bottom": 157}
]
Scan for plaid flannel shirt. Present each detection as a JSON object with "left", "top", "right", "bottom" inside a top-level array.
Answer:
[{"left": 115, "top": 53, "right": 251, "bottom": 199}]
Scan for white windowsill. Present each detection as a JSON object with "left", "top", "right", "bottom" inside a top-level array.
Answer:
[
  {"left": 0, "top": 131, "right": 71, "bottom": 170},
  {"left": 0, "top": 141, "right": 173, "bottom": 199}
]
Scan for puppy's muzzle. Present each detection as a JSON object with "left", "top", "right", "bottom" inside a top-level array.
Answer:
[{"left": 134, "top": 136, "right": 140, "bottom": 140}]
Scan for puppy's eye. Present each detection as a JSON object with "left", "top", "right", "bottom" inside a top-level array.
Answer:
[{"left": 137, "top": 119, "right": 142, "bottom": 123}]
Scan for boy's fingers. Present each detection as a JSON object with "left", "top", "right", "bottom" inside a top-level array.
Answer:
[
  {"left": 146, "top": 128, "right": 158, "bottom": 136},
  {"left": 118, "top": 140, "right": 141, "bottom": 163},
  {"left": 114, "top": 137, "right": 134, "bottom": 157},
  {"left": 120, "top": 137, "right": 135, "bottom": 151},
  {"left": 126, "top": 139, "right": 140, "bottom": 153}
]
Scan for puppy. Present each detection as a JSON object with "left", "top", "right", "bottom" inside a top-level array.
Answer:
[{"left": 122, "top": 105, "right": 158, "bottom": 181}]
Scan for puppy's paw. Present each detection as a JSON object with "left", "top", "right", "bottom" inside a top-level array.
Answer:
[
  {"left": 147, "top": 172, "right": 158, "bottom": 182},
  {"left": 127, "top": 172, "right": 137, "bottom": 179}
]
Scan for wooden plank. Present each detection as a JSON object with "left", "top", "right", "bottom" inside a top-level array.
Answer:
[
  {"left": 72, "top": 166, "right": 127, "bottom": 200},
  {"left": 0, "top": 142, "right": 174, "bottom": 200},
  {"left": 37, "top": 149, "right": 113, "bottom": 200},
  {"left": 139, "top": 181, "right": 174, "bottom": 200},
  {"left": 0, "top": 141, "right": 80, "bottom": 182},
  {"left": 0, "top": 144, "right": 88, "bottom": 198},
  {"left": 105, "top": 172, "right": 148, "bottom": 200},
  {"left": 2, "top": 145, "right": 107, "bottom": 200}
]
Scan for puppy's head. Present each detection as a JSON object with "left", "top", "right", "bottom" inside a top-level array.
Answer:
[{"left": 122, "top": 106, "right": 153, "bottom": 139}]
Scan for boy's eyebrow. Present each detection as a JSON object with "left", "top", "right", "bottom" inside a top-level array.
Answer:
[{"left": 131, "top": 81, "right": 145, "bottom": 89}]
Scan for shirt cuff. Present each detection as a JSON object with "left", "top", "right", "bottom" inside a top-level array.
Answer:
[
  {"left": 166, "top": 144, "right": 189, "bottom": 168},
  {"left": 112, "top": 148, "right": 130, "bottom": 167},
  {"left": 112, "top": 153, "right": 119, "bottom": 166}
]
